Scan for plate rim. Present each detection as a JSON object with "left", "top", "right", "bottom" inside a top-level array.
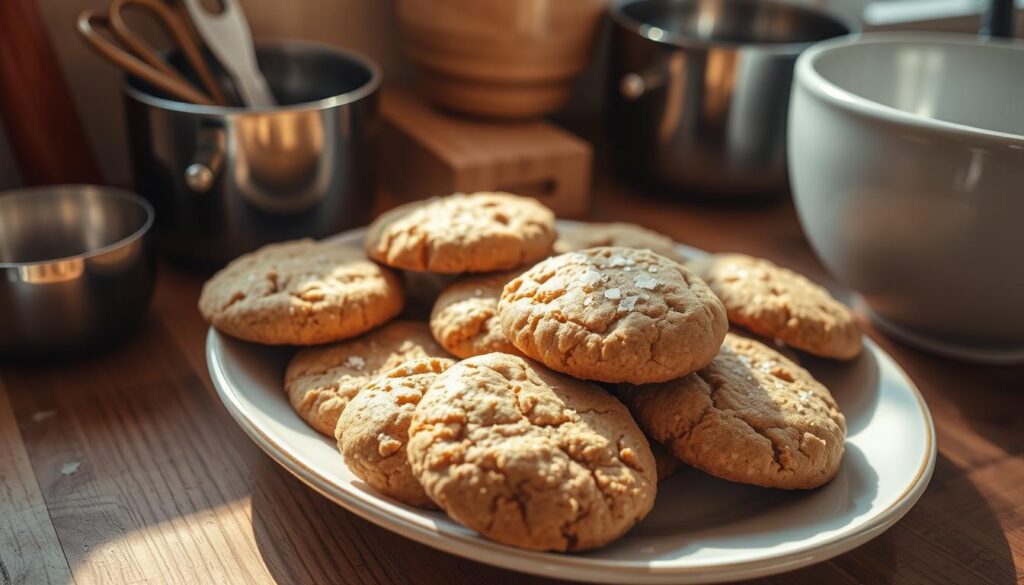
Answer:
[{"left": 205, "top": 225, "right": 937, "bottom": 584}]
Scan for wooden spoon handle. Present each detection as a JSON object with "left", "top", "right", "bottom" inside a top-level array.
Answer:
[
  {"left": 109, "top": 0, "right": 228, "bottom": 105},
  {"left": 77, "top": 10, "right": 216, "bottom": 106}
]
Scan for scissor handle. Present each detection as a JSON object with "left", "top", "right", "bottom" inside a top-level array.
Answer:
[
  {"left": 108, "top": 0, "right": 227, "bottom": 106},
  {"left": 77, "top": 9, "right": 216, "bottom": 106}
]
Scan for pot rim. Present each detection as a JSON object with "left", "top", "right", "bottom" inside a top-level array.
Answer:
[
  {"left": 122, "top": 39, "right": 382, "bottom": 116},
  {"left": 609, "top": 0, "right": 856, "bottom": 55},
  {"left": 0, "top": 185, "right": 154, "bottom": 269},
  {"left": 796, "top": 31, "right": 1024, "bottom": 146}
]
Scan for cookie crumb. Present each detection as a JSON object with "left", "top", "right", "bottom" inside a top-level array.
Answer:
[
  {"left": 473, "top": 288, "right": 483, "bottom": 297},
  {"left": 619, "top": 447, "right": 640, "bottom": 468},
  {"left": 60, "top": 462, "right": 80, "bottom": 476},
  {"left": 377, "top": 434, "right": 402, "bottom": 457},
  {"left": 32, "top": 410, "right": 56, "bottom": 423},
  {"left": 345, "top": 355, "right": 366, "bottom": 370}
]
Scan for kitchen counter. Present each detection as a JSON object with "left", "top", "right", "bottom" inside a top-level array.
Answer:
[{"left": 1, "top": 179, "right": 1021, "bottom": 585}]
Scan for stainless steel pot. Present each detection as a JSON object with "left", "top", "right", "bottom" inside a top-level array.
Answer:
[
  {"left": 608, "top": 0, "right": 854, "bottom": 199},
  {"left": 0, "top": 186, "right": 156, "bottom": 355},
  {"left": 124, "top": 40, "right": 381, "bottom": 266}
]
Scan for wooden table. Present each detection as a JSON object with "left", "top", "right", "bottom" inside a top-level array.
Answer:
[{"left": 2, "top": 181, "right": 1022, "bottom": 585}]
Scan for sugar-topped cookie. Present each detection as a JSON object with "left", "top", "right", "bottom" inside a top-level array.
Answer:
[
  {"left": 285, "top": 320, "right": 448, "bottom": 436},
  {"left": 364, "top": 192, "right": 556, "bottom": 273},
  {"left": 407, "top": 353, "right": 657, "bottom": 551},
  {"left": 620, "top": 334, "right": 846, "bottom": 489},
  {"left": 498, "top": 247, "right": 728, "bottom": 383},
  {"left": 199, "top": 239, "right": 404, "bottom": 345},
  {"left": 689, "top": 254, "right": 861, "bottom": 360},
  {"left": 429, "top": 270, "right": 524, "bottom": 359},
  {"left": 336, "top": 357, "right": 454, "bottom": 508},
  {"left": 554, "top": 222, "right": 687, "bottom": 263}
]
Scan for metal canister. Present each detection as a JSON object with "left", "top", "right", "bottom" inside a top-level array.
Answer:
[
  {"left": 124, "top": 40, "right": 380, "bottom": 266},
  {"left": 608, "top": 0, "right": 854, "bottom": 199}
]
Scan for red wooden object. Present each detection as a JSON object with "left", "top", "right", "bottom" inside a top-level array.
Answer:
[{"left": 0, "top": 0, "right": 103, "bottom": 185}]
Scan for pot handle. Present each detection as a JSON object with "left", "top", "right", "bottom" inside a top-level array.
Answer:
[
  {"left": 620, "top": 67, "right": 666, "bottom": 101},
  {"left": 185, "top": 125, "right": 225, "bottom": 193}
]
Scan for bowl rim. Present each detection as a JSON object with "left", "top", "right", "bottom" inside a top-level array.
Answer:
[
  {"left": 609, "top": 0, "right": 857, "bottom": 55},
  {"left": 796, "top": 31, "right": 1024, "bottom": 145},
  {"left": 122, "top": 39, "right": 382, "bottom": 116},
  {"left": 0, "top": 185, "right": 155, "bottom": 269}
]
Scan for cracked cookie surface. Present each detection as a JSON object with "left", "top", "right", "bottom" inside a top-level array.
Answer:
[
  {"left": 689, "top": 254, "right": 861, "bottom": 360},
  {"left": 199, "top": 239, "right": 404, "bottom": 345},
  {"left": 430, "top": 270, "right": 524, "bottom": 359},
  {"left": 364, "top": 192, "right": 556, "bottom": 273},
  {"left": 407, "top": 353, "right": 657, "bottom": 551},
  {"left": 337, "top": 357, "right": 455, "bottom": 508},
  {"left": 498, "top": 247, "right": 728, "bottom": 384},
  {"left": 555, "top": 222, "right": 687, "bottom": 264},
  {"left": 619, "top": 334, "right": 846, "bottom": 489},
  {"left": 285, "top": 321, "right": 449, "bottom": 436}
]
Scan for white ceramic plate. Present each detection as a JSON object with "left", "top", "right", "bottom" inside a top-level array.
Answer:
[{"left": 206, "top": 222, "right": 936, "bottom": 584}]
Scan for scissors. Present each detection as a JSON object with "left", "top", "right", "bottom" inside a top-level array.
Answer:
[{"left": 77, "top": 0, "right": 228, "bottom": 106}]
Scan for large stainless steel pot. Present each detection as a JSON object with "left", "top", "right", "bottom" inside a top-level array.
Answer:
[
  {"left": 124, "top": 41, "right": 380, "bottom": 267},
  {"left": 608, "top": 0, "right": 854, "bottom": 199}
]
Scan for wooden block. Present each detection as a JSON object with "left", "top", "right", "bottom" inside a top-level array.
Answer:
[{"left": 379, "top": 86, "right": 593, "bottom": 217}]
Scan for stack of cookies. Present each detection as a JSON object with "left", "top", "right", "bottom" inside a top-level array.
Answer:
[{"left": 199, "top": 192, "right": 861, "bottom": 553}]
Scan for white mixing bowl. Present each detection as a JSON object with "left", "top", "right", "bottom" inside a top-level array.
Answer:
[{"left": 788, "top": 32, "right": 1024, "bottom": 363}]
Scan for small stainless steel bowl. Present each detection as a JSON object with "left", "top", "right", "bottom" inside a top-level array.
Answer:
[{"left": 0, "top": 186, "right": 156, "bottom": 355}]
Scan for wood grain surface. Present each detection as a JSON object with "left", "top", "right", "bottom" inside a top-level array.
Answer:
[{"left": 1, "top": 182, "right": 1021, "bottom": 585}]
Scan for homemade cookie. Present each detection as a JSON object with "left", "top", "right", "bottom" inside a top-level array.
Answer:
[
  {"left": 430, "top": 270, "right": 523, "bottom": 358},
  {"left": 499, "top": 247, "right": 728, "bottom": 383},
  {"left": 620, "top": 334, "right": 846, "bottom": 489},
  {"left": 199, "top": 239, "right": 403, "bottom": 345},
  {"left": 407, "top": 353, "right": 657, "bottom": 552},
  {"left": 285, "top": 321, "right": 448, "bottom": 436},
  {"left": 555, "top": 222, "right": 687, "bottom": 263},
  {"left": 336, "top": 357, "right": 455, "bottom": 508},
  {"left": 689, "top": 254, "right": 861, "bottom": 360},
  {"left": 364, "top": 192, "right": 556, "bottom": 273}
]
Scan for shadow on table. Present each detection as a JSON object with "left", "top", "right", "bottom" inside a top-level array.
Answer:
[
  {"left": 248, "top": 467, "right": 567, "bottom": 585},
  {"left": 750, "top": 453, "right": 1017, "bottom": 585}
]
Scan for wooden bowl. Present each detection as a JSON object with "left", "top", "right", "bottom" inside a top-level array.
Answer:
[{"left": 397, "top": 0, "right": 606, "bottom": 119}]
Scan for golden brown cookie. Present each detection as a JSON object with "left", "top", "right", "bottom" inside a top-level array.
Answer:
[
  {"left": 555, "top": 222, "right": 687, "bottom": 263},
  {"left": 429, "top": 270, "right": 524, "bottom": 359},
  {"left": 285, "top": 321, "right": 449, "bottom": 436},
  {"left": 407, "top": 353, "right": 657, "bottom": 552},
  {"left": 620, "top": 334, "right": 846, "bottom": 489},
  {"left": 689, "top": 254, "right": 861, "bottom": 360},
  {"left": 336, "top": 357, "right": 455, "bottom": 508},
  {"left": 499, "top": 247, "right": 728, "bottom": 384},
  {"left": 364, "top": 192, "right": 556, "bottom": 273},
  {"left": 199, "top": 239, "right": 404, "bottom": 345}
]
